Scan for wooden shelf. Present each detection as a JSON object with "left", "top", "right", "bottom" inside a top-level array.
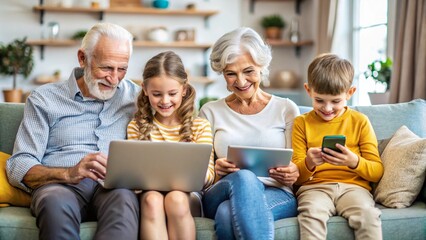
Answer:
[
  {"left": 133, "top": 41, "right": 211, "bottom": 50},
  {"left": 33, "top": 5, "right": 219, "bottom": 25},
  {"left": 33, "top": 6, "right": 103, "bottom": 13},
  {"left": 27, "top": 39, "right": 211, "bottom": 49},
  {"left": 106, "top": 7, "right": 218, "bottom": 17},
  {"left": 31, "top": 3, "right": 218, "bottom": 83},
  {"left": 27, "top": 39, "right": 212, "bottom": 60},
  {"left": 27, "top": 39, "right": 78, "bottom": 46},
  {"left": 33, "top": 6, "right": 218, "bottom": 16},
  {"left": 266, "top": 39, "right": 313, "bottom": 56},
  {"left": 266, "top": 39, "right": 313, "bottom": 47},
  {"left": 250, "top": 0, "right": 305, "bottom": 14}
]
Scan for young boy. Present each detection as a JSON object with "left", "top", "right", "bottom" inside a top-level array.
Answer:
[{"left": 292, "top": 53, "right": 384, "bottom": 240}]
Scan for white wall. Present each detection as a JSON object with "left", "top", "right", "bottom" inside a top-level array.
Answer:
[{"left": 0, "top": 0, "right": 316, "bottom": 104}]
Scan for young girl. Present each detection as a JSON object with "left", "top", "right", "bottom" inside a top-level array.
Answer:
[{"left": 127, "top": 51, "right": 215, "bottom": 240}]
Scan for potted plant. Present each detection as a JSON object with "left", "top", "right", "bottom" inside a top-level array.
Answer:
[
  {"left": 363, "top": 57, "right": 392, "bottom": 104},
  {"left": 0, "top": 37, "right": 34, "bottom": 102},
  {"left": 71, "top": 30, "right": 88, "bottom": 41},
  {"left": 260, "top": 14, "right": 286, "bottom": 40}
]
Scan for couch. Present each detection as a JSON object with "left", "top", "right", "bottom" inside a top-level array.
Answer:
[{"left": 1, "top": 99, "right": 425, "bottom": 239}]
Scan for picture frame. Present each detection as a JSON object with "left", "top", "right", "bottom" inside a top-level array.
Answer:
[{"left": 174, "top": 29, "right": 195, "bottom": 42}]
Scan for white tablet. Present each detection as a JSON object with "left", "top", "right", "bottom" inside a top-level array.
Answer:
[{"left": 227, "top": 145, "right": 293, "bottom": 177}]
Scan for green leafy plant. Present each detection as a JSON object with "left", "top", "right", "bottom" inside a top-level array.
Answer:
[
  {"left": 71, "top": 30, "right": 88, "bottom": 40},
  {"left": 260, "top": 14, "right": 286, "bottom": 29},
  {"left": 0, "top": 37, "right": 34, "bottom": 89},
  {"left": 199, "top": 97, "right": 218, "bottom": 110},
  {"left": 364, "top": 57, "right": 392, "bottom": 92}
]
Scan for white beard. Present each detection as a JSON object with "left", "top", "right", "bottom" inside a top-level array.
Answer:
[{"left": 83, "top": 66, "right": 118, "bottom": 100}]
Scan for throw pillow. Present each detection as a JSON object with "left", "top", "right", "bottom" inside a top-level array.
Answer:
[
  {"left": 374, "top": 126, "right": 426, "bottom": 208},
  {"left": 0, "top": 152, "right": 31, "bottom": 207}
]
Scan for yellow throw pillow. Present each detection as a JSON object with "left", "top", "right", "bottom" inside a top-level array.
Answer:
[{"left": 0, "top": 152, "right": 31, "bottom": 207}]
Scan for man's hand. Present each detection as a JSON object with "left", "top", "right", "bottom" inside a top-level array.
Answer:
[
  {"left": 269, "top": 162, "right": 299, "bottom": 186},
  {"left": 66, "top": 152, "right": 108, "bottom": 184},
  {"left": 23, "top": 152, "right": 108, "bottom": 189}
]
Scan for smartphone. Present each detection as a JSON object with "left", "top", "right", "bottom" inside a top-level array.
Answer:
[{"left": 322, "top": 135, "right": 346, "bottom": 153}]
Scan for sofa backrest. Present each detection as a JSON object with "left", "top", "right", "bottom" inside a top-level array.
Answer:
[
  {"left": 353, "top": 99, "right": 426, "bottom": 140},
  {"left": 0, "top": 103, "right": 25, "bottom": 155},
  {"left": 299, "top": 99, "right": 425, "bottom": 141},
  {"left": 2, "top": 100, "right": 425, "bottom": 154}
]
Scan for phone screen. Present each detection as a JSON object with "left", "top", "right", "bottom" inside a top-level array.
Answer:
[{"left": 322, "top": 135, "right": 346, "bottom": 153}]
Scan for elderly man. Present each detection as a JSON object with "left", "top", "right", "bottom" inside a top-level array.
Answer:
[{"left": 6, "top": 22, "right": 140, "bottom": 239}]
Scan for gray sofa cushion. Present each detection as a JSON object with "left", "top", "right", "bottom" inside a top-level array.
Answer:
[
  {"left": 2, "top": 202, "right": 426, "bottom": 240},
  {"left": 353, "top": 99, "right": 426, "bottom": 140},
  {"left": 0, "top": 207, "right": 96, "bottom": 240}
]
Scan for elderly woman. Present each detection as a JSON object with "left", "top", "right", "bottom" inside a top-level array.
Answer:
[{"left": 199, "top": 27, "right": 300, "bottom": 240}]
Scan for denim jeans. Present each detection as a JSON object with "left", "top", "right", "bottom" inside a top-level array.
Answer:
[{"left": 203, "top": 170, "right": 297, "bottom": 240}]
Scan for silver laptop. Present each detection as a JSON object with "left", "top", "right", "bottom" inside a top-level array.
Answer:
[
  {"left": 227, "top": 145, "right": 293, "bottom": 177},
  {"left": 102, "top": 140, "right": 212, "bottom": 192}
]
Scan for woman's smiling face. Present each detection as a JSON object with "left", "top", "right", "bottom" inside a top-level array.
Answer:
[{"left": 223, "top": 53, "right": 262, "bottom": 100}]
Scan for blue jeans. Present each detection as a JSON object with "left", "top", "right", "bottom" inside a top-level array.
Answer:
[{"left": 203, "top": 170, "right": 297, "bottom": 240}]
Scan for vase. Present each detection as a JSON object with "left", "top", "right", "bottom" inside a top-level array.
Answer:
[
  {"left": 147, "top": 27, "right": 169, "bottom": 42},
  {"left": 3, "top": 89, "right": 23, "bottom": 103},
  {"left": 264, "top": 27, "right": 282, "bottom": 40},
  {"left": 272, "top": 71, "right": 298, "bottom": 88},
  {"left": 289, "top": 18, "right": 300, "bottom": 43},
  {"left": 152, "top": 0, "right": 169, "bottom": 9}
]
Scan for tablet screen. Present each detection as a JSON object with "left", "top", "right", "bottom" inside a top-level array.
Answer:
[{"left": 227, "top": 145, "right": 293, "bottom": 177}]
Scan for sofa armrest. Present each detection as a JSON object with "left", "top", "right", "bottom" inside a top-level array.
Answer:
[{"left": 0, "top": 103, "right": 25, "bottom": 154}]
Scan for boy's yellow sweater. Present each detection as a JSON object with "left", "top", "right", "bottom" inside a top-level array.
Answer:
[{"left": 292, "top": 107, "right": 383, "bottom": 191}]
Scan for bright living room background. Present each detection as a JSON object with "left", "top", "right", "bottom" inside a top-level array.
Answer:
[
  {"left": 332, "top": 0, "right": 390, "bottom": 106},
  {"left": 0, "top": 0, "right": 424, "bottom": 105}
]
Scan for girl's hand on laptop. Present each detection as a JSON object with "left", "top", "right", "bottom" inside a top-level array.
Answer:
[
  {"left": 67, "top": 152, "right": 107, "bottom": 183},
  {"left": 269, "top": 162, "right": 299, "bottom": 186},
  {"left": 215, "top": 158, "right": 240, "bottom": 177}
]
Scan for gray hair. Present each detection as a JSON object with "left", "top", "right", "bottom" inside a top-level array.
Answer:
[
  {"left": 210, "top": 27, "right": 272, "bottom": 82},
  {"left": 80, "top": 22, "right": 133, "bottom": 63}
]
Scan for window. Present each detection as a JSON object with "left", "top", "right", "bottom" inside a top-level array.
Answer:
[
  {"left": 354, "top": 0, "right": 389, "bottom": 105},
  {"left": 333, "top": 0, "right": 389, "bottom": 105}
]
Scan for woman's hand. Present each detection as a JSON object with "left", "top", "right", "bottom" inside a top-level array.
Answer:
[
  {"left": 215, "top": 158, "right": 240, "bottom": 177},
  {"left": 269, "top": 162, "right": 299, "bottom": 187}
]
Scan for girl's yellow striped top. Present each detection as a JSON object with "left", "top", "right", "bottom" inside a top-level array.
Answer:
[{"left": 127, "top": 117, "right": 215, "bottom": 189}]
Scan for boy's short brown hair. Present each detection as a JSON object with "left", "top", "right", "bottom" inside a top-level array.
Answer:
[{"left": 307, "top": 53, "right": 354, "bottom": 95}]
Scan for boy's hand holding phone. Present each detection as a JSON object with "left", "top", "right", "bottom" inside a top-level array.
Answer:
[
  {"left": 321, "top": 135, "right": 359, "bottom": 168},
  {"left": 305, "top": 148, "right": 325, "bottom": 171}
]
